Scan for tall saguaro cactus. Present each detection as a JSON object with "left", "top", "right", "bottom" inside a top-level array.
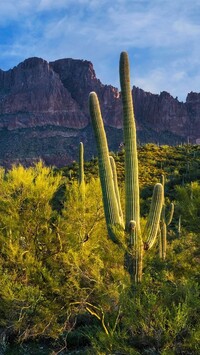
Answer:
[
  {"left": 89, "top": 52, "right": 163, "bottom": 283},
  {"left": 119, "top": 51, "right": 143, "bottom": 282},
  {"left": 119, "top": 51, "right": 140, "bottom": 234}
]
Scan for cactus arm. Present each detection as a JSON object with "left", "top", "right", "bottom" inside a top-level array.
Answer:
[
  {"left": 159, "top": 175, "right": 174, "bottom": 259},
  {"left": 160, "top": 222, "right": 167, "bottom": 260},
  {"left": 159, "top": 202, "right": 174, "bottom": 259},
  {"left": 160, "top": 174, "right": 174, "bottom": 225},
  {"left": 158, "top": 226, "right": 162, "bottom": 259},
  {"left": 143, "top": 183, "right": 164, "bottom": 249},
  {"left": 89, "top": 92, "right": 123, "bottom": 243},
  {"left": 119, "top": 52, "right": 140, "bottom": 235},
  {"left": 161, "top": 174, "right": 165, "bottom": 189},
  {"left": 109, "top": 156, "right": 124, "bottom": 228},
  {"left": 166, "top": 202, "right": 174, "bottom": 226}
]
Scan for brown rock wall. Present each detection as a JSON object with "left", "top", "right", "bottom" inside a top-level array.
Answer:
[{"left": 0, "top": 56, "right": 200, "bottom": 166}]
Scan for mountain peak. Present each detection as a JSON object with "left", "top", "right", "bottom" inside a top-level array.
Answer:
[{"left": 0, "top": 56, "right": 199, "bottom": 167}]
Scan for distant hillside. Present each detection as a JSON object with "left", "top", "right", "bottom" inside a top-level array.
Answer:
[{"left": 0, "top": 57, "right": 200, "bottom": 167}]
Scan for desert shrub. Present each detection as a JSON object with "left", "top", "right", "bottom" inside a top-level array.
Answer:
[
  {"left": 0, "top": 157, "right": 199, "bottom": 353},
  {"left": 176, "top": 182, "right": 200, "bottom": 233}
]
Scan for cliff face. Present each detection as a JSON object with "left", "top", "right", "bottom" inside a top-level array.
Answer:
[
  {"left": 0, "top": 58, "right": 87, "bottom": 130},
  {"left": 185, "top": 92, "right": 200, "bottom": 141},
  {"left": 0, "top": 56, "right": 199, "bottom": 167},
  {"left": 132, "top": 87, "right": 190, "bottom": 136},
  {"left": 49, "top": 58, "right": 122, "bottom": 128}
]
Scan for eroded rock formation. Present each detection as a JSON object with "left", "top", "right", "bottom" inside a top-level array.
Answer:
[{"left": 0, "top": 56, "right": 199, "bottom": 167}]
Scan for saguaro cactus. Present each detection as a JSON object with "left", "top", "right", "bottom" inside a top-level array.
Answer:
[
  {"left": 89, "top": 95, "right": 124, "bottom": 243},
  {"left": 119, "top": 51, "right": 140, "bottom": 234},
  {"left": 89, "top": 52, "right": 163, "bottom": 283},
  {"left": 159, "top": 175, "right": 174, "bottom": 260}
]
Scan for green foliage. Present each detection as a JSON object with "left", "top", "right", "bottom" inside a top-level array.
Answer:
[
  {"left": 62, "top": 143, "right": 200, "bottom": 195},
  {"left": 0, "top": 163, "right": 128, "bottom": 352},
  {"left": 0, "top": 97, "right": 199, "bottom": 353},
  {"left": 176, "top": 181, "right": 200, "bottom": 233},
  {"left": 0, "top": 155, "right": 198, "bottom": 353},
  {"left": 0, "top": 162, "right": 62, "bottom": 261},
  {"left": 84, "top": 275, "right": 200, "bottom": 354}
]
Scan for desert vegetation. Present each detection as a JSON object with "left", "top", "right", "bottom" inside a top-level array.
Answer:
[
  {"left": 0, "top": 52, "right": 199, "bottom": 354},
  {"left": 0, "top": 146, "right": 199, "bottom": 354}
]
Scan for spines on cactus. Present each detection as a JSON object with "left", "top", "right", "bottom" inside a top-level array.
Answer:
[
  {"left": 119, "top": 51, "right": 144, "bottom": 282},
  {"left": 89, "top": 92, "right": 124, "bottom": 243},
  {"left": 143, "top": 182, "right": 164, "bottom": 249},
  {"left": 166, "top": 202, "right": 174, "bottom": 226},
  {"left": 159, "top": 175, "right": 174, "bottom": 260},
  {"left": 109, "top": 155, "right": 124, "bottom": 228},
  {"left": 89, "top": 52, "right": 164, "bottom": 283},
  {"left": 159, "top": 222, "right": 167, "bottom": 259},
  {"left": 119, "top": 51, "right": 163, "bottom": 281},
  {"left": 119, "top": 51, "right": 140, "bottom": 234}
]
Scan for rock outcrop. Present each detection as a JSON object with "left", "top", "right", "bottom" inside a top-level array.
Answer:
[{"left": 0, "top": 56, "right": 199, "bottom": 167}]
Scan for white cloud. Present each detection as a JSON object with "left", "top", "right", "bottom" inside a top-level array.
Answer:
[
  {"left": 134, "top": 64, "right": 200, "bottom": 102},
  {"left": 0, "top": 0, "right": 200, "bottom": 100},
  {"left": 37, "top": 0, "right": 68, "bottom": 10}
]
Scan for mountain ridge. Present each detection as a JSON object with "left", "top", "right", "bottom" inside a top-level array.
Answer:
[{"left": 0, "top": 56, "right": 199, "bottom": 167}]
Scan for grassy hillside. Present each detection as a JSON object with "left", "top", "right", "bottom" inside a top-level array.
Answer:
[
  {"left": 0, "top": 144, "right": 199, "bottom": 354},
  {"left": 62, "top": 143, "right": 200, "bottom": 185}
]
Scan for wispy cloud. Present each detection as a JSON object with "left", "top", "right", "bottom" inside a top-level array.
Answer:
[{"left": 1, "top": 0, "right": 200, "bottom": 101}]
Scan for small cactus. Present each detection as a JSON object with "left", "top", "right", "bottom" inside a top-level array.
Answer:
[
  {"left": 78, "top": 142, "right": 85, "bottom": 201},
  {"left": 159, "top": 175, "right": 174, "bottom": 260}
]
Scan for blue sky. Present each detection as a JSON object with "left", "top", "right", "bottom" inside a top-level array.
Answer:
[{"left": 0, "top": 0, "right": 200, "bottom": 102}]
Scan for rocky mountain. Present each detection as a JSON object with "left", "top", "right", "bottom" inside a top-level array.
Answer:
[{"left": 0, "top": 57, "right": 199, "bottom": 167}]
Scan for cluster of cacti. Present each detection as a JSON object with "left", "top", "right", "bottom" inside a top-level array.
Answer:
[
  {"left": 89, "top": 51, "right": 164, "bottom": 283},
  {"left": 159, "top": 175, "right": 174, "bottom": 260}
]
